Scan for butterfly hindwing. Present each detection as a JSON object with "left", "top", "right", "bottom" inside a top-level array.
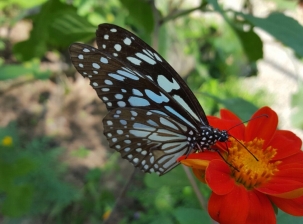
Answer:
[{"left": 103, "top": 108, "right": 193, "bottom": 175}]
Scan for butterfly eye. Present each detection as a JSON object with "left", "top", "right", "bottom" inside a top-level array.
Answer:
[{"left": 69, "top": 23, "right": 228, "bottom": 175}]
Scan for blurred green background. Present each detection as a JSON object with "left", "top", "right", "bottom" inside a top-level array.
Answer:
[{"left": 0, "top": 0, "right": 303, "bottom": 223}]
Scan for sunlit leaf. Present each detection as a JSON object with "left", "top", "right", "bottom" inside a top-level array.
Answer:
[{"left": 239, "top": 12, "right": 303, "bottom": 57}]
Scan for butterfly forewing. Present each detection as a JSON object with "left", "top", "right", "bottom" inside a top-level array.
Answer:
[
  {"left": 103, "top": 108, "right": 192, "bottom": 175},
  {"left": 70, "top": 43, "right": 200, "bottom": 131},
  {"left": 95, "top": 24, "right": 208, "bottom": 127}
]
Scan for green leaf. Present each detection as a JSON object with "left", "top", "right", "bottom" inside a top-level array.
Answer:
[
  {"left": 0, "top": 61, "right": 51, "bottom": 80},
  {"left": 232, "top": 27, "right": 263, "bottom": 61},
  {"left": 203, "top": 92, "right": 258, "bottom": 120},
  {"left": 220, "top": 97, "right": 259, "bottom": 120},
  {"left": 144, "top": 166, "right": 189, "bottom": 189},
  {"left": 13, "top": 0, "right": 94, "bottom": 61},
  {"left": 150, "top": 216, "right": 174, "bottom": 224},
  {"left": 119, "top": 0, "right": 154, "bottom": 33},
  {"left": 208, "top": 0, "right": 263, "bottom": 62},
  {"left": 173, "top": 207, "right": 211, "bottom": 224},
  {"left": 0, "top": 0, "right": 46, "bottom": 9},
  {"left": 277, "top": 209, "right": 303, "bottom": 224},
  {"left": 48, "top": 10, "right": 96, "bottom": 47},
  {"left": 238, "top": 12, "right": 303, "bottom": 57}
]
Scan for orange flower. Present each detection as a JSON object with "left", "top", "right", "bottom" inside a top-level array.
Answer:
[{"left": 178, "top": 107, "right": 303, "bottom": 224}]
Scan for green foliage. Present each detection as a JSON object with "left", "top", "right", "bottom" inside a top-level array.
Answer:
[
  {"left": 239, "top": 12, "right": 303, "bottom": 58},
  {"left": 0, "top": 123, "right": 78, "bottom": 218},
  {"left": 0, "top": 60, "right": 51, "bottom": 80},
  {"left": 173, "top": 207, "right": 211, "bottom": 224},
  {"left": 0, "top": 0, "right": 47, "bottom": 10},
  {"left": 13, "top": 0, "right": 96, "bottom": 61},
  {"left": 119, "top": 0, "right": 154, "bottom": 33},
  {"left": 277, "top": 210, "right": 303, "bottom": 224},
  {"left": 124, "top": 166, "right": 210, "bottom": 223},
  {"left": 52, "top": 168, "right": 114, "bottom": 224},
  {"left": 208, "top": 0, "right": 263, "bottom": 62},
  {"left": 71, "top": 146, "right": 91, "bottom": 158}
]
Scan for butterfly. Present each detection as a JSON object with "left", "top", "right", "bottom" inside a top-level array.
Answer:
[{"left": 69, "top": 23, "right": 228, "bottom": 176}]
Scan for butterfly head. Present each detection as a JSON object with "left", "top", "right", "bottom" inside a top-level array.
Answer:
[{"left": 216, "top": 129, "right": 229, "bottom": 142}]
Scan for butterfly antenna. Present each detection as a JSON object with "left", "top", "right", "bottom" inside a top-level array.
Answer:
[
  {"left": 229, "top": 134, "right": 259, "bottom": 161},
  {"left": 224, "top": 113, "right": 268, "bottom": 161},
  {"left": 213, "top": 148, "right": 239, "bottom": 172},
  {"left": 226, "top": 114, "right": 268, "bottom": 132}
]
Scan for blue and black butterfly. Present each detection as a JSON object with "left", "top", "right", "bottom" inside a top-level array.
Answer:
[{"left": 69, "top": 24, "right": 228, "bottom": 175}]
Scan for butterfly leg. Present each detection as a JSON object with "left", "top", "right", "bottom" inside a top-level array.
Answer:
[{"left": 211, "top": 148, "right": 239, "bottom": 172}]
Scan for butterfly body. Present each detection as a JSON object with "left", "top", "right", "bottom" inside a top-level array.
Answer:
[{"left": 69, "top": 24, "right": 229, "bottom": 175}]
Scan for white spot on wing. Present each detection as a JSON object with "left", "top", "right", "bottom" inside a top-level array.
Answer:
[
  {"left": 132, "top": 89, "right": 143, "bottom": 96},
  {"left": 160, "top": 117, "right": 178, "bottom": 130},
  {"left": 100, "top": 57, "right": 108, "bottom": 64},
  {"left": 164, "top": 106, "right": 196, "bottom": 129},
  {"left": 154, "top": 53, "right": 162, "bottom": 62},
  {"left": 114, "top": 44, "right": 122, "bottom": 51},
  {"left": 117, "top": 70, "right": 139, "bottom": 80},
  {"left": 101, "top": 88, "right": 110, "bottom": 92},
  {"left": 124, "top": 37, "right": 132, "bottom": 45},
  {"left": 173, "top": 95, "right": 200, "bottom": 121},
  {"left": 157, "top": 75, "right": 180, "bottom": 92},
  {"left": 78, "top": 54, "right": 84, "bottom": 59},
  {"left": 104, "top": 80, "right": 113, "bottom": 85},
  {"left": 104, "top": 34, "right": 109, "bottom": 39},
  {"left": 127, "top": 57, "right": 142, "bottom": 65},
  {"left": 110, "top": 28, "right": 117, "bottom": 32},
  {"left": 145, "top": 89, "right": 169, "bottom": 104},
  {"left": 136, "top": 53, "right": 156, "bottom": 65},
  {"left": 128, "top": 97, "right": 150, "bottom": 106},
  {"left": 115, "top": 94, "right": 123, "bottom": 99},
  {"left": 83, "top": 48, "right": 90, "bottom": 52},
  {"left": 108, "top": 73, "right": 125, "bottom": 81},
  {"left": 117, "top": 101, "right": 126, "bottom": 107},
  {"left": 92, "top": 63, "right": 100, "bottom": 69}
]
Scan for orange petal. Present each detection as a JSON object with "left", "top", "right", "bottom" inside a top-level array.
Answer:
[
  {"left": 178, "top": 151, "right": 221, "bottom": 169},
  {"left": 206, "top": 160, "right": 235, "bottom": 195},
  {"left": 245, "top": 190, "right": 276, "bottom": 224},
  {"left": 257, "top": 167, "right": 303, "bottom": 198},
  {"left": 220, "top": 108, "right": 243, "bottom": 123},
  {"left": 279, "top": 152, "right": 303, "bottom": 164},
  {"left": 208, "top": 186, "right": 249, "bottom": 224},
  {"left": 270, "top": 195, "right": 303, "bottom": 216},
  {"left": 192, "top": 168, "right": 206, "bottom": 183},
  {"left": 270, "top": 130, "right": 302, "bottom": 160},
  {"left": 245, "top": 107, "right": 278, "bottom": 145},
  {"left": 179, "top": 157, "right": 209, "bottom": 169}
]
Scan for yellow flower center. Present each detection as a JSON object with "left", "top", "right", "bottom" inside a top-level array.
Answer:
[{"left": 227, "top": 138, "right": 280, "bottom": 190}]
